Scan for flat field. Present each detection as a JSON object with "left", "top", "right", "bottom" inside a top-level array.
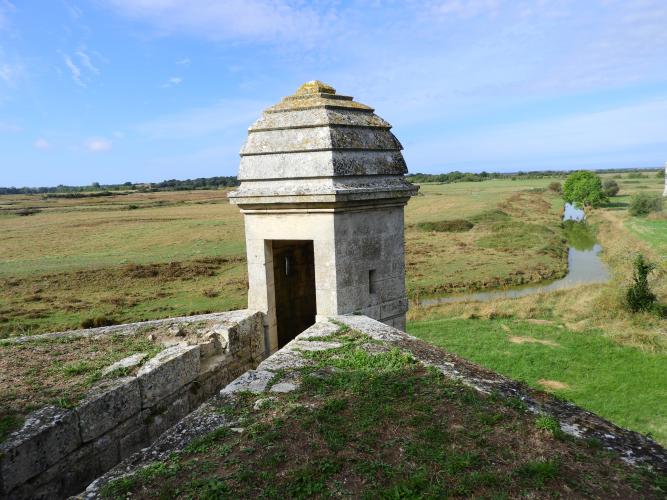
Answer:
[{"left": 0, "top": 179, "right": 566, "bottom": 337}]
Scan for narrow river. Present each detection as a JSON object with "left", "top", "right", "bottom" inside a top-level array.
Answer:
[{"left": 419, "top": 203, "right": 610, "bottom": 306}]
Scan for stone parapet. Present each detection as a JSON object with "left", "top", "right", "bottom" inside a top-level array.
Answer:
[{"left": 0, "top": 311, "right": 265, "bottom": 499}]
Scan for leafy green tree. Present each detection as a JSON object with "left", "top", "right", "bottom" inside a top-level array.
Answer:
[
  {"left": 602, "top": 179, "right": 619, "bottom": 197},
  {"left": 626, "top": 254, "right": 656, "bottom": 312},
  {"left": 562, "top": 171, "right": 607, "bottom": 207}
]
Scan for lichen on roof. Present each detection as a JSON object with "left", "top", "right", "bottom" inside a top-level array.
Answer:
[{"left": 295, "top": 80, "right": 336, "bottom": 95}]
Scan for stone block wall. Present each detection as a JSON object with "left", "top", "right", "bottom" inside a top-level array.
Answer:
[{"left": 0, "top": 310, "right": 265, "bottom": 499}]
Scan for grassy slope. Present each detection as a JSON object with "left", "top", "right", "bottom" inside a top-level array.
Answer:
[
  {"left": 408, "top": 317, "right": 667, "bottom": 445},
  {"left": 100, "top": 328, "right": 666, "bottom": 499}
]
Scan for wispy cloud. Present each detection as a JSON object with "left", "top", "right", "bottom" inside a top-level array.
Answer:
[
  {"left": 175, "top": 57, "right": 190, "bottom": 65},
  {"left": 0, "top": 121, "right": 20, "bottom": 132},
  {"left": 60, "top": 47, "right": 102, "bottom": 87},
  {"left": 428, "top": 0, "right": 500, "bottom": 19},
  {"left": 134, "top": 99, "right": 266, "bottom": 139},
  {"left": 161, "top": 76, "right": 182, "bottom": 88},
  {"left": 409, "top": 98, "right": 667, "bottom": 170},
  {"left": 33, "top": 138, "right": 50, "bottom": 150},
  {"left": 63, "top": 53, "right": 85, "bottom": 87},
  {"left": 76, "top": 47, "right": 99, "bottom": 75},
  {"left": 0, "top": 0, "right": 15, "bottom": 31},
  {"left": 102, "top": 0, "right": 327, "bottom": 44},
  {"left": 85, "top": 137, "right": 112, "bottom": 152}
]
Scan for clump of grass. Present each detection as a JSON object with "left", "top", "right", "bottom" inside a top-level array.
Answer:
[
  {"left": 515, "top": 459, "right": 560, "bottom": 487},
  {"left": 0, "top": 414, "right": 24, "bottom": 443},
  {"left": 469, "top": 208, "right": 511, "bottom": 223},
  {"left": 417, "top": 219, "right": 474, "bottom": 232}
]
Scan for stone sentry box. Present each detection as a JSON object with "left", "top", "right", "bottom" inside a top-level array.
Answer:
[{"left": 229, "top": 81, "right": 418, "bottom": 353}]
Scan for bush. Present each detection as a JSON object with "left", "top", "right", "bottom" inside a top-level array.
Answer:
[
  {"left": 81, "top": 316, "right": 117, "bottom": 328},
  {"left": 562, "top": 171, "right": 607, "bottom": 207},
  {"left": 628, "top": 193, "right": 663, "bottom": 216},
  {"left": 657, "top": 169, "right": 665, "bottom": 179},
  {"left": 547, "top": 182, "right": 562, "bottom": 193},
  {"left": 602, "top": 179, "right": 619, "bottom": 197},
  {"left": 626, "top": 254, "right": 656, "bottom": 313},
  {"left": 417, "top": 219, "right": 474, "bottom": 232}
]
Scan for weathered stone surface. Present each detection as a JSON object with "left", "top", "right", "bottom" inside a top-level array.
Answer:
[
  {"left": 137, "top": 344, "right": 200, "bottom": 407},
  {"left": 0, "top": 406, "right": 81, "bottom": 493},
  {"left": 220, "top": 370, "right": 274, "bottom": 394},
  {"left": 101, "top": 353, "right": 147, "bottom": 377},
  {"left": 270, "top": 382, "right": 298, "bottom": 393},
  {"left": 147, "top": 391, "right": 190, "bottom": 441},
  {"left": 76, "top": 377, "right": 141, "bottom": 442},
  {"left": 290, "top": 340, "right": 342, "bottom": 351}
]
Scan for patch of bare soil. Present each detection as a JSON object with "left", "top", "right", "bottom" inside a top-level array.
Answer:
[
  {"left": 509, "top": 336, "right": 560, "bottom": 347},
  {"left": 538, "top": 379, "right": 570, "bottom": 390}
]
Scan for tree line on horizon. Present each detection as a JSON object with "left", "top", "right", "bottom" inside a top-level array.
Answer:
[{"left": 0, "top": 167, "right": 660, "bottom": 195}]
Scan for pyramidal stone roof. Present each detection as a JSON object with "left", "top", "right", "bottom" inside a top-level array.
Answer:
[{"left": 229, "top": 81, "right": 417, "bottom": 206}]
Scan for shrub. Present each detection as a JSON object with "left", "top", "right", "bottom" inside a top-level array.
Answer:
[
  {"left": 602, "top": 179, "right": 619, "bottom": 197},
  {"left": 14, "top": 208, "right": 40, "bottom": 216},
  {"left": 628, "top": 193, "right": 663, "bottom": 216},
  {"left": 547, "top": 182, "right": 562, "bottom": 193},
  {"left": 562, "top": 171, "right": 607, "bottom": 207},
  {"left": 657, "top": 169, "right": 665, "bottom": 179},
  {"left": 81, "top": 316, "right": 117, "bottom": 328},
  {"left": 417, "top": 219, "right": 474, "bottom": 232},
  {"left": 626, "top": 254, "right": 656, "bottom": 313}
]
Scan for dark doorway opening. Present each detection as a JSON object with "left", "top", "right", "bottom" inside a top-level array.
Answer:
[{"left": 271, "top": 240, "right": 317, "bottom": 348}]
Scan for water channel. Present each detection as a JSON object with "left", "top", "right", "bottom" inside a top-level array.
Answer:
[{"left": 419, "top": 203, "right": 610, "bottom": 306}]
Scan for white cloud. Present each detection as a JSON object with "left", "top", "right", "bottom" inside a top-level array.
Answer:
[
  {"left": 85, "top": 137, "right": 112, "bottom": 152},
  {"left": 63, "top": 54, "right": 85, "bottom": 87},
  {"left": 134, "top": 98, "right": 266, "bottom": 139},
  {"left": 102, "top": 0, "right": 326, "bottom": 43},
  {"left": 33, "top": 138, "right": 50, "bottom": 150},
  {"left": 175, "top": 57, "right": 190, "bottom": 65},
  {"left": 161, "top": 76, "right": 182, "bottom": 88}
]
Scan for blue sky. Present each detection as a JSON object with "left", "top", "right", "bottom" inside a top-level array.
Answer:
[{"left": 1, "top": 0, "right": 666, "bottom": 187}]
